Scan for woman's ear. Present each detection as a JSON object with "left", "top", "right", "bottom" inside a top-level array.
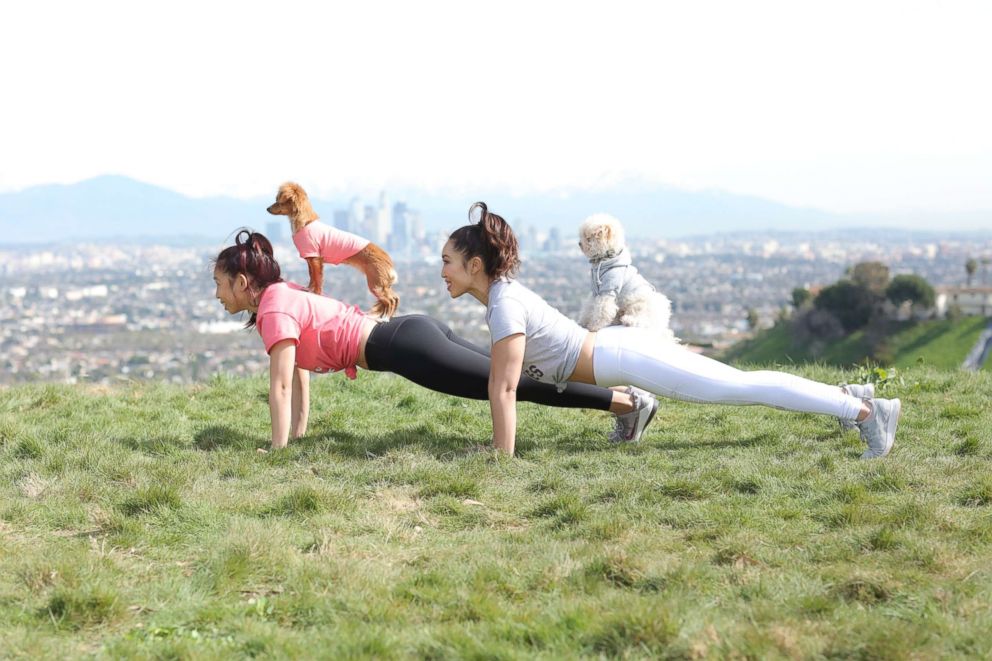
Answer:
[
  {"left": 235, "top": 273, "right": 250, "bottom": 292},
  {"left": 469, "top": 255, "right": 484, "bottom": 275}
]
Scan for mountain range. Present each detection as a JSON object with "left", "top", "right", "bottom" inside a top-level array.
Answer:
[{"left": 0, "top": 175, "right": 987, "bottom": 244}]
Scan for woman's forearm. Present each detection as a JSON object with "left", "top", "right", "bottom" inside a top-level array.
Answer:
[
  {"left": 291, "top": 367, "right": 310, "bottom": 438},
  {"left": 268, "top": 340, "right": 297, "bottom": 450},
  {"left": 487, "top": 334, "right": 526, "bottom": 456},
  {"left": 270, "top": 381, "right": 292, "bottom": 448},
  {"left": 489, "top": 382, "right": 517, "bottom": 455}
]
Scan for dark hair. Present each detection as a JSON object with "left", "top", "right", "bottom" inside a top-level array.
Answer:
[
  {"left": 448, "top": 202, "right": 520, "bottom": 279},
  {"left": 213, "top": 229, "right": 283, "bottom": 327}
]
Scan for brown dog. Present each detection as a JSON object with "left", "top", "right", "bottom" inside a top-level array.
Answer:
[{"left": 266, "top": 182, "right": 399, "bottom": 317}]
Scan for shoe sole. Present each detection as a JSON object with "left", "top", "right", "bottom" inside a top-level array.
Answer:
[{"left": 861, "top": 398, "right": 900, "bottom": 459}]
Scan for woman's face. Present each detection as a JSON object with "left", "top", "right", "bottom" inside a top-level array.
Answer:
[
  {"left": 213, "top": 267, "right": 247, "bottom": 313},
  {"left": 440, "top": 240, "right": 474, "bottom": 298}
]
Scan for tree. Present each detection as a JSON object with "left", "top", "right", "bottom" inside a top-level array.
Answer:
[
  {"left": 791, "top": 287, "right": 811, "bottom": 309},
  {"left": 746, "top": 308, "right": 760, "bottom": 330},
  {"left": 886, "top": 274, "right": 936, "bottom": 309},
  {"left": 814, "top": 280, "right": 875, "bottom": 332},
  {"left": 966, "top": 258, "right": 978, "bottom": 287},
  {"left": 848, "top": 261, "right": 890, "bottom": 296}
]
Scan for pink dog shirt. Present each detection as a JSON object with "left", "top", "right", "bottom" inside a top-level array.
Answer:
[
  {"left": 292, "top": 221, "right": 370, "bottom": 264},
  {"left": 255, "top": 282, "right": 367, "bottom": 378}
]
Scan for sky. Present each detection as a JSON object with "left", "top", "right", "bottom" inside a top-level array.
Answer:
[{"left": 1, "top": 0, "right": 990, "bottom": 215}]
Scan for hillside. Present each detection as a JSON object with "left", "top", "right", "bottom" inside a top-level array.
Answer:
[
  {"left": 2, "top": 368, "right": 992, "bottom": 657},
  {"left": 0, "top": 176, "right": 267, "bottom": 243},
  {"left": 724, "top": 315, "right": 991, "bottom": 370},
  {"left": 0, "top": 175, "right": 841, "bottom": 243}
]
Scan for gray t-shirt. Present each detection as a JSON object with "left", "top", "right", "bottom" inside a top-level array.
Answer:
[{"left": 486, "top": 279, "right": 587, "bottom": 390}]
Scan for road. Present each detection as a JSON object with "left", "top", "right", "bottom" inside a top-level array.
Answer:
[{"left": 961, "top": 320, "right": 992, "bottom": 371}]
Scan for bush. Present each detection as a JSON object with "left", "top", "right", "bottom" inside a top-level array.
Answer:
[{"left": 815, "top": 280, "right": 877, "bottom": 332}]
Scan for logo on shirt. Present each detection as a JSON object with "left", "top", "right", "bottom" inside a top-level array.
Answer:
[{"left": 524, "top": 364, "right": 544, "bottom": 380}]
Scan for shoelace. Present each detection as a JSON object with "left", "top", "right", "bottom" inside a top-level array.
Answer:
[{"left": 609, "top": 410, "right": 632, "bottom": 441}]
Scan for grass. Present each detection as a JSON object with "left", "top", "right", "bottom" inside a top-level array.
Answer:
[
  {"left": 893, "top": 316, "right": 990, "bottom": 369},
  {"left": 1, "top": 367, "right": 992, "bottom": 658},
  {"left": 724, "top": 314, "right": 990, "bottom": 369}
]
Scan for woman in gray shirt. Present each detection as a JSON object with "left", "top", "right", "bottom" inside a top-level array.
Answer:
[{"left": 441, "top": 202, "right": 901, "bottom": 459}]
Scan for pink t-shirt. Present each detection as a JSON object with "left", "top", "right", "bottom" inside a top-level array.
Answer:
[
  {"left": 255, "top": 281, "right": 367, "bottom": 378},
  {"left": 292, "top": 221, "right": 370, "bottom": 264}
]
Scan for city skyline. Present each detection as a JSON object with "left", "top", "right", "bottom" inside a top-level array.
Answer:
[{"left": 3, "top": 174, "right": 991, "bottom": 247}]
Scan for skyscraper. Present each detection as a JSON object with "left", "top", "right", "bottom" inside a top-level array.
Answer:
[
  {"left": 333, "top": 210, "right": 350, "bottom": 233},
  {"left": 391, "top": 201, "right": 410, "bottom": 251},
  {"left": 376, "top": 191, "right": 392, "bottom": 246},
  {"left": 348, "top": 197, "right": 364, "bottom": 237},
  {"left": 363, "top": 205, "right": 378, "bottom": 241},
  {"left": 266, "top": 221, "right": 284, "bottom": 243}
]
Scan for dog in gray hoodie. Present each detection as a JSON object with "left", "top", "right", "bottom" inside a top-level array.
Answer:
[{"left": 577, "top": 213, "right": 677, "bottom": 342}]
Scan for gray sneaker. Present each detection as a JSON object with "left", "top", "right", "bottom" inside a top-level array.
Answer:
[
  {"left": 609, "top": 386, "right": 659, "bottom": 443},
  {"left": 839, "top": 383, "right": 875, "bottom": 432},
  {"left": 857, "top": 398, "right": 901, "bottom": 459}
]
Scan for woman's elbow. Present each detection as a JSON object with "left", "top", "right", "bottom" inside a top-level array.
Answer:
[
  {"left": 270, "top": 381, "right": 292, "bottom": 399},
  {"left": 489, "top": 381, "right": 518, "bottom": 398}
]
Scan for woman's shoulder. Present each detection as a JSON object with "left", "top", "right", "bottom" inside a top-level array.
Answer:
[
  {"left": 488, "top": 280, "right": 543, "bottom": 322},
  {"left": 258, "top": 281, "right": 307, "bottom": 311},
  {"left": 266, "top": 281, "right": 306, "bottom": 294},
  {"left": 494, "top": 279, "right": 549, "bottom": 307}
]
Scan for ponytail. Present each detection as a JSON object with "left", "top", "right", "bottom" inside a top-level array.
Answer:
[
  {"left": 213, "top": 229, "right": 283, "bottom": 327},
  {"left": 449, "top": 201, "right": 520, "bottom": 279}
]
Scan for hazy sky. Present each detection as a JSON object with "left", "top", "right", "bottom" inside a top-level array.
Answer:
[{"left": 2, "top": 0, "right": 989, "bottom": 214}]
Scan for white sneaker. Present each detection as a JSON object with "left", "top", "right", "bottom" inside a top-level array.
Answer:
[
  {"left": 609, "top": 386, "right": 659, "bottom": 443},
  {"left": 839, "top": 383, "right": 875, "bottom": 432},
  {"left": 857, "top": 398, "right": 900, "bottom": 459}
]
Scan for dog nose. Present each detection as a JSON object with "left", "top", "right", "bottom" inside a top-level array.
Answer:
[{"left": 266, "top": 204, "right": 277, "bottom": 213}]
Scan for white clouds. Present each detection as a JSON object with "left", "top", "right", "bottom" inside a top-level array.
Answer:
[{"left": 1, "top": 0, "right": 989, "bottom": 213}]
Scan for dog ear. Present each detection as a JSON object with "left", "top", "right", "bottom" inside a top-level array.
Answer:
[
  {"left": 601, "top": 224, "right": 612, "bottom": 242},
  {"left": 280, "top": 182, "right": 318, "bottom": 223},
  {"left": 281, "top": 183, "right": 301, "bottom": 205}
]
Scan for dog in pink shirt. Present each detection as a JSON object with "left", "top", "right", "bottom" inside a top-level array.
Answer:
[{"left": 267, "top": 182, "right": 399, "bottom": 317}]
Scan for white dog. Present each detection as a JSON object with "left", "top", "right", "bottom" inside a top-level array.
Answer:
[{"left": 577, "top": 213, "right": 677, "bottom": 341}]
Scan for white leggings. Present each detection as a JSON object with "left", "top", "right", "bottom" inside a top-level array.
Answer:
[{"left": 592, "top": 326, "right": 864, "bottom": 420}]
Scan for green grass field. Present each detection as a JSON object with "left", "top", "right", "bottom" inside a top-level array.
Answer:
[
  {"left": 2, "top": 367, "right": 991, "bottom": 659},
  {"left": 724, "top": 315, "right": 990, "bottom": 370}
]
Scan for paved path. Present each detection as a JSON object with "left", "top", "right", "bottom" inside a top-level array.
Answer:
[{"left": 961, "top": 320, "right": 992, "bottom": 371}]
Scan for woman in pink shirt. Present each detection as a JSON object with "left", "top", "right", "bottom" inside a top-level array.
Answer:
[{"left": 213, "top": 231, "right": 657, "bottom": 451}]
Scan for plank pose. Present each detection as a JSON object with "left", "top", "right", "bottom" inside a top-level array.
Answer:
[
  {"left": 212, "top": 231, "right": 657, "bottom": 450},
  {"left": 440, "top": 202, "right": 901, "bottom": 458}
]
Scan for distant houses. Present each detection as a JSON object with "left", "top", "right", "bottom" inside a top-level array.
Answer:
[{"left": 936, "top": 286, "right": 992, "bottom": 317}]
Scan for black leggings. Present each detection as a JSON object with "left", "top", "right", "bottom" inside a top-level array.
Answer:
[{"left": 364, "top": 315, "right": 613, "bottom": 411}]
